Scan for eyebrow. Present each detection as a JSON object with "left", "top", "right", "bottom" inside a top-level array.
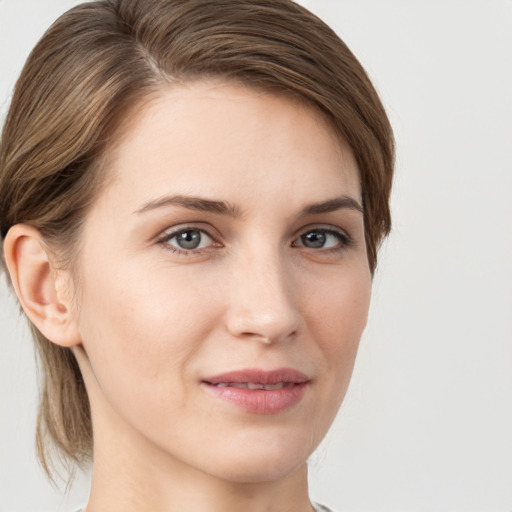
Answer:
[
  {"left": 135, "top": 194, "right": 363, "bottom": 217},
  {"left": 300, "top": 196, "right": 363, "bottom": 216},
  {"left": 135, "top": 194, "right": 242, "bottom": 217}
]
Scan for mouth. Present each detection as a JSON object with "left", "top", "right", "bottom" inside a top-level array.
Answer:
[
  {"left": 201, "top": 368, "right": 310, "bottom": 415},
  {"left": 210, "top": 382, "right": 295, "bottom": 390}
]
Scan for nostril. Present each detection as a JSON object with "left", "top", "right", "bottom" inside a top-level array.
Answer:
[{"left": 236, "top": 327, "right": 298, "bottom": 345}]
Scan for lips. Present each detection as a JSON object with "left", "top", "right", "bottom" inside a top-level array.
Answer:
[
  {"left": 202, "top": 368, "right": 309, "bottom": 415},
  {"left": 214, "top": 382, "right": 292, "bottom": 390}
]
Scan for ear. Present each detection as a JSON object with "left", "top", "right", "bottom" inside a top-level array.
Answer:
[{"left": 3, "top": 224, "right": 81, "bottom": 347}]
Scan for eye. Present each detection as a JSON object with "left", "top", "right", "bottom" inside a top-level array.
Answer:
[
  {"left": 293, "top": 228, "right": 350, "bottom": 250},
  {"left": 159, "top": 227, "right": 215, "bottom": 252}
]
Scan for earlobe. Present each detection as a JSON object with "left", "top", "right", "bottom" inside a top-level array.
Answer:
[{"left": 3, "top": 224, "right": 81, "bottom": 347}]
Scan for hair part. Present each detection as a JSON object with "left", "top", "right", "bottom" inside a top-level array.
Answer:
[{"left": 0, "top": 0, "right": 394, "bottom": 478}]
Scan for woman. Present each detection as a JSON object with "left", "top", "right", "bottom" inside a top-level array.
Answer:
[{"left": 0, "top": 1, "right": 394, "bottom": 511}]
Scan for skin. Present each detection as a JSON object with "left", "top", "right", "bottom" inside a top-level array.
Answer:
[{"left": 7, "top": 80, "right": 372, "bottom": 512}]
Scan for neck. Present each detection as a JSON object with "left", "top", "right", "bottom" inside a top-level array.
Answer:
[{"left": 87, "top": 459, "right": 312, "bottom": 512}]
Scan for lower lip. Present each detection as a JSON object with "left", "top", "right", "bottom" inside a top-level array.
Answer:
[{"left": 202, "top": 383, "right": 308, "bottom": 415}]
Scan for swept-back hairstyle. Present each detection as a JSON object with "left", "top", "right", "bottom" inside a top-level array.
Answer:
[{"left": 0, "top": 0, "right": 394, "bottom": 478}]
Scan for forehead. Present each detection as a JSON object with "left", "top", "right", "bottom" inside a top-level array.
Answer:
[{"left": 96, "top": 80, "right": 361, "bottom": 212}]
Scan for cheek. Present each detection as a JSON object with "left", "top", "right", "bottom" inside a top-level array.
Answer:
[
  {"left": 74, "top": 261, "right": 220, "bottom": 411},
  {"left": 305, "top": 263, "right": 371, "bottom": 382}
]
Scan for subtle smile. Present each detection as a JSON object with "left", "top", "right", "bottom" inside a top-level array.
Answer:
[{"left": 201, "top": 368, "right": 310, "bottom": 415}]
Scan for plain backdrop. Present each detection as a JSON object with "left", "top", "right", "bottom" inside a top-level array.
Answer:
[{"left": 1, "top": 1, "right": 511, "bottom": 511}]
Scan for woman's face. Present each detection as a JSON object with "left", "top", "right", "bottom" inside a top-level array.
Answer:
[{"left": 72, "top": 81, "right": 371, "bottom": 482}]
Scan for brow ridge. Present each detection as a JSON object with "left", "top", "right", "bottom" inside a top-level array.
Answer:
[
  {"left": 301, "top": 196, "right": 363, "bottom": 216},
  {"left": 136, "top": 194, "right": 242, "bottom": 217},
  {"left": 135, "top": 193, "right": 362, "bottom": 218}
]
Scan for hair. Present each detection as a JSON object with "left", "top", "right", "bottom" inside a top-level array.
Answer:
[{"left": 0, "top": 0, "right": 394, "bottom": 479}]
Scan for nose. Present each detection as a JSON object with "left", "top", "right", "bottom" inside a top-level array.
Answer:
[{"left": 225, "top": 250, "right": 301, "bottom": 344}]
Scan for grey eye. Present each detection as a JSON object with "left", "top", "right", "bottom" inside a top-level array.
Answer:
[
  {"left": 296, "top": 229, "right": 347, "bottom": 250},
  {"left": 164, "top": 228, "right": 214, "bottom": 251},
  {"left": 175, "top": 229, "right": 202, "bottom": 249},
  {"left": 301, "top": 231, "right": 327, "bottom": 248}
]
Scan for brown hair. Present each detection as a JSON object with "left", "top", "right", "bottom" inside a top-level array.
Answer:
[{"left": 0, "top": 0, "right": 394, "bottom": 478}]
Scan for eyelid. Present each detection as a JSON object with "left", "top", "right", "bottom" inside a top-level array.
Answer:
[
  {"left": 294, "top": 223, "right": 351, "bottom": 239},
  {"left": 156, "top": 221, "right": 217, "bottom": 240}
]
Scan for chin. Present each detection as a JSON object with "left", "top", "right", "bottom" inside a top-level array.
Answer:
[
  {"left": 197, "top": 429, "right": 317, "bottom": 484},
  {"left": 212, "top": 455, "right": 307, "bottom": 484}
]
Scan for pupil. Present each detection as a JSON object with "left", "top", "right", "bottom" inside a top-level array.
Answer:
[
  {"left": 177, "top": 230, "right": 201, "bottom": 249},
  {"left": 303, "top": 231, "right": 326, "bottom": 248}
]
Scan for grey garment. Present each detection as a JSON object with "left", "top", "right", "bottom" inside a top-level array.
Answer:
[
  {"left": 75, "top": 502, "right": 336, "bottom": 512},
  {"left": 313, "top": 503, "right": 337, "bottom": 512}
]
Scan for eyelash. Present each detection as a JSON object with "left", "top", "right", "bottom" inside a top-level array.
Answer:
[{"left": 157, "top": 226, "right": 353, "bottom": 256}]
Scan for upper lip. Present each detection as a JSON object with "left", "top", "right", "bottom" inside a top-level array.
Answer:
[{"left": 202, "top": 368, "right": 310, "bottom": 385}]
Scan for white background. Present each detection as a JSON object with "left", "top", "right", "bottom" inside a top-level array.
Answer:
[{"left": 1, "top": 1, "right": 511, "bottom": 511}]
